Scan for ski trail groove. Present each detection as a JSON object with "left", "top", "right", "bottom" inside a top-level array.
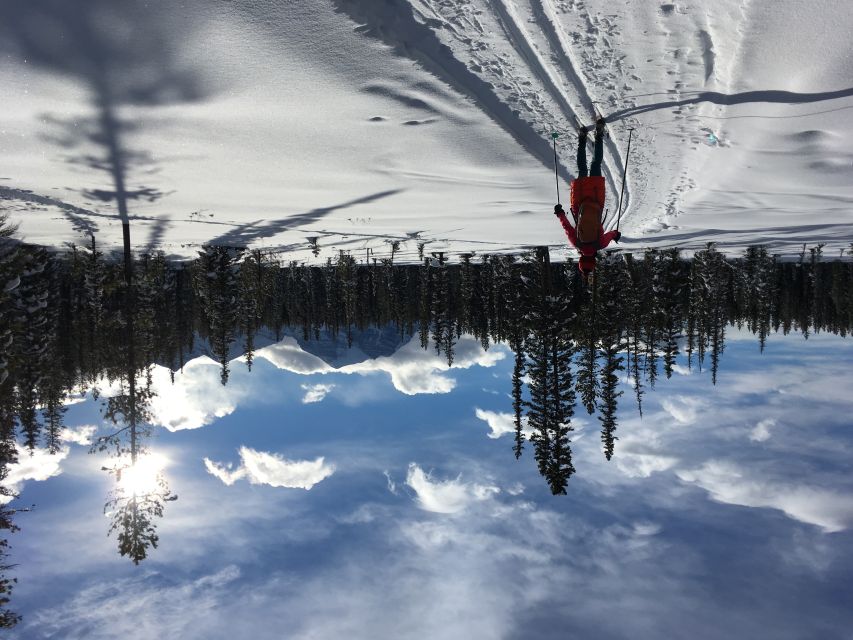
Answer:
[
  {"left": 489, "top": 0, "right": 577, "bottom": 125},
  {"left": 330, "top": 0, "right": 571, "bottom": 182},
  {"left": 532, "top": 0, "right": 630, "bottom": 218},
  {"left": 336, "top": 0, "right": 634, "bottom": 226}
]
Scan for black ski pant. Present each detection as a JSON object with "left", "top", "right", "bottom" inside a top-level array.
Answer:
[{"left": 577, "top": 131, "right": 604, "bottom": 178}]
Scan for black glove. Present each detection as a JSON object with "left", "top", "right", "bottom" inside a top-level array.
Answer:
[
  {"left": 554, "top": 204, "right": 565, "bottom": 216},
  {"left": 614, "top": 231, "right": 622, "bottom": 242}
]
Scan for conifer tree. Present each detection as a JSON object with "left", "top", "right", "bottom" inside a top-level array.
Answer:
[
  {"left": 193, "top": 247, "right": 242, "bottom": 385},
  {"left": 511, "top": 347, "right": 525, "bottom": 460},
  {"left": 522, "top": 248, "right": 577, "bottom": 494},
  {"left": 576, "top": 293, "right": 599, "bottom": 415},
  {"left": 596, "top": 255, "right": 626, "bottom": 460}
]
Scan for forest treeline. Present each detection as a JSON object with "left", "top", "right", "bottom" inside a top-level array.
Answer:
[{"left": 1, "top": 218, "right": 851, "bottom": 624}]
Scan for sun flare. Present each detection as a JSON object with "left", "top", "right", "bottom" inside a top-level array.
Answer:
[{"left": 116, "top": 453, "right": 168, "bottom": 496}]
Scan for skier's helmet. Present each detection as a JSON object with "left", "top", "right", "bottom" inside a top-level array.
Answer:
[{"left": 578, "top": 254, "right": 596, "bottom": 274}]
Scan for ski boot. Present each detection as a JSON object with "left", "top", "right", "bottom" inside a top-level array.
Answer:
[{"left": 573, "top": 115, "right": 588, "bottom": 144}]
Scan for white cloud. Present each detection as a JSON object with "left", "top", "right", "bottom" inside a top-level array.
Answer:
[
  {"left": 61, "top": 394, "right": 88, "bottom": 407},
  {"left": 384, "top": 470, "right": 398, "bottom": 495},
  {"left": 670, "top": 363, "right": 693, "bottom": 376},
  {"left": 203, "top": 459, "right": 246, "bottom": 486},
  {"left": 257, "top": 335, "right": 506, "bottom": 396},
  {"left": 506, "top": 482, "right": 525, "bottom": 496},
  {"left": 338, "top": 504, "right": 384, "bottom": 525},
  {"left": 1, "top": 444, "right": 69, "bottom": 502},
  {"left": 341, "top": 336, "right": 505, "bottom": 395},
  {"left": 661, "top": 396, "right": 705, "bottom": 425},
  {"left": 255, "top": 337, "right": 332, "bottom": 374},
  {"left": 92, "top": 358, "right": 251, "bottom": 432},
  {"left": 615, "top": 452, "right": 679, "bottom": 478},
  {"left": 205, "top": 447, "right": 335, "bottom": 490},
  {"left": 147, "top": 358, "right": 243, "bottom": 431},
  {"left": 301, "top": 383, "right": 335, "bottom": 404},
  {"left": 632, "top": 522, "right": 662, "bottom": 537},
  {"left": 474, "top": 408, "right": 529, "bottom": 439},
  {"left": 677, "top": 460, "right": 853, "bottom": 533},
  {"left": 60, "top": 424, "right": 97, "bottom": 446},
  {"left": 749, "top": 418, "right": 776, "bottom": 442},
  {"left": 26, "top": 565, "right": 241, "bottom": 638},
  {"left": 405, "top": 463, "right": 499, "bottom": 514}
]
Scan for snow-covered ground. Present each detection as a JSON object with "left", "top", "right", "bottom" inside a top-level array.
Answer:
[{"left": 1, "top": 0, "right": 852, "bottom": 260}]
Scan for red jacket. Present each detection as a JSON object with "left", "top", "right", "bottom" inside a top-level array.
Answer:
[{"left": 556, "top": 211, "right": 619, "bottom": 256}]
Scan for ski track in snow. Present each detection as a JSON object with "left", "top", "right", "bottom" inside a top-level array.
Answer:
[
  {"left": 400, "top": 0, "right": 732, "bottom": 232},
  {"left": 408, "top": 0, "right": 629, "bottom": 220}
]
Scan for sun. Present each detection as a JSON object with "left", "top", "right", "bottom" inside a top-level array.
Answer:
[{"left": 116, "top": 453, "right": 168, "bottom": 496}]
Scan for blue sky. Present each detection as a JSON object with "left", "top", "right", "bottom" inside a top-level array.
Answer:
[{"left": 7, "top": 331, "right": 853, "bottom": 639}]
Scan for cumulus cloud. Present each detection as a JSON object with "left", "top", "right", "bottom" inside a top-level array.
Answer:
[
  {"left": 677, "top": 460, "right": 853, "bottom": 533},
  {"left": 301, "top": 383, "right": 334, "bottom": 404},
  {"left": 131, "top": 358, "right": 249, "bottom": 431},
  {"left": 1, "top": 444, "right": 69, "bottom": 502},
  {"left": 749, "top": 419, "right": 776, "bottom": 442},
  {"left": 474, "top": 408, "right": 529, "bottom": 439},
  {"left": 340, "top": 336, "right": 505, "bottom": 395},
  {"left": 204, "top": 459, "right": 245, "bottom": 486},
  {"left": 257, "top": 335, "right": 506, "bottom": 396},
  {"left": 405, "top": 463, "right": 499, "bottom": 514},
  {"left": 255, "top": 337, "right": 332, "bottom": 375},
  {"left": 204, "top": 447, "right": 335, "bottom": 490},
  {"left": 60, "top": 424, "right": 97, "bottom": 446}
]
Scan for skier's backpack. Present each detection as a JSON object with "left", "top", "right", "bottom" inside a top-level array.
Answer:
[
  {"left": 576, "top": 202, "right": 602, "bottom": 246},
  {"left": 569, "top": 176, "right": 606, "bottom": 246}
]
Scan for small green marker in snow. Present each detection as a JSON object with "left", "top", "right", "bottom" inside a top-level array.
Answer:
[{"left": 551, "top": 132, "right": 560, "bottom": 139}]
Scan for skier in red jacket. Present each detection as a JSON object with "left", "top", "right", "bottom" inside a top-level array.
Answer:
[{"left": 553, "top": 117, "right": 621, "bottom": 279}]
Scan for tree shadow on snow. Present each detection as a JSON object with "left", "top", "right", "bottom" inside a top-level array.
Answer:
[
  {"left": 205, "top": 190, "right": 404, "bottom": 247},
  {"left": 0, "top": 0, "right": 217, "bottom": 248},
  {"left": 608, "top": 87, "right": 853, "bottom": 122},
  {"left": 641, "top": 222, "right": 853, "bottom": 247}
]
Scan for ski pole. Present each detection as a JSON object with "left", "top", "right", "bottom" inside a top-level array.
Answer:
[
  {"left": 616, "top": 127, "right": 634, "bottom": 231},
  {"left": 552, "top": 132, "right": 560, "bottom": 205}
]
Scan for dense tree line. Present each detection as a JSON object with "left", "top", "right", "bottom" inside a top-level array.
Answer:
[
  {"left": 1, "top": 228, "right": 852, "bottom": 624},
  {"left": 1, "top": 238, "right": 850, "bottom": 470}
]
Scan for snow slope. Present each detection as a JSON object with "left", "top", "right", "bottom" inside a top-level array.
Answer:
[{"left": 1, "top": 0, "right": 851, "bottom": 259}]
